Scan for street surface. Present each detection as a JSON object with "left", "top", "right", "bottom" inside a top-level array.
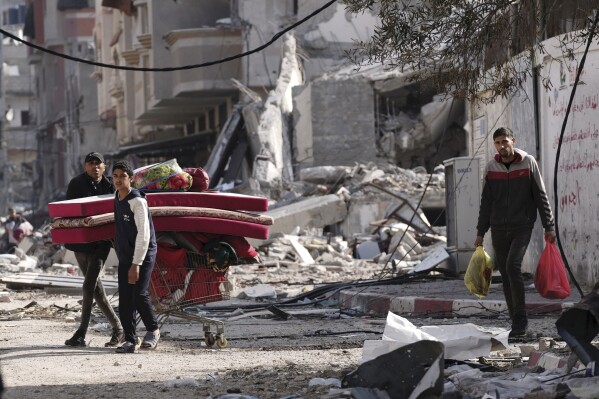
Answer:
[{"left": 0, "top": 286, "right": 562, "bottom": 399}]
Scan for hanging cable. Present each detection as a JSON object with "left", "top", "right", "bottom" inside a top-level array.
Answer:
[
  {"left": 0, "top": 0, "right": 337, "bottom": 72},
  {"left": 553, "top": 10, "right": 599, "bottom": 298}
]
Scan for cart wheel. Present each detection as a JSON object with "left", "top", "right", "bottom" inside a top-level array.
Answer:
[
  {"left": 216, "top": 335, "right": 228, "bottom": 349},
  {"left": 204, "top": 333, "right": 216, "bottom": 347}
]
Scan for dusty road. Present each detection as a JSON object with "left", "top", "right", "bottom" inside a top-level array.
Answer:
[
  {"left": 0, "top": 284, "right": 563, "bottom": 399},
  {"left": 0, "top": 291, "right": 385, "bottom": 399}
]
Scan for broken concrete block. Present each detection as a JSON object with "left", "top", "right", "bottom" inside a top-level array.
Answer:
[
  {"left": 300, "top": 166, "right": 350, "bottom": 184},
  {"left": 266, "top": 194, "right": 347, "bottom": 237},
  {"left": 357, "top": 240, "right": 380, "bottom": 259},
  {"left": 388, "top": 228, "right": 421, "bottom": 254},
  {"left": 361, "top": 169, "right": 385, "bottom": 184},
  {"left": 285, "top": 235, "right": 315, "bottom": 265},
  {"left": 0, "top": 254, "right": 19, "bottom": 264},
  {"left": 0, "top": 292, "right": 11, "bottom": 303},
  {"left": 49, "top": 263, "right": 76, "bottom": 274},
  {"left": 17, "top": 236, "right": 35, "bottom": 254},
  {"left": 538, "top": 337, "right": 555, "bottom": 351},
  {"left": 336, "top": 186, "right": 351, "bottom": 201},
  {"left": 18, "top": 258, "right": 37, "bottom": 273},
  {"left": 238, "top": 284, "right": 277, "bottom": 299},
  {"left": 412, "top": 246, "right": 451, "bottom": 274},
  {"left": 518, "top": 344, "right": 536, "bottom": 357}
]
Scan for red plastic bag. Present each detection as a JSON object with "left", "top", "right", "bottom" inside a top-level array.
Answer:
[{"left": 534, "top": 238, "right": 570, "bottom": 299}]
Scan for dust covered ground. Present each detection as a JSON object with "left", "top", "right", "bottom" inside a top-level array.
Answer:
[
  {"left": 0, "top": 290, "right": 383, "bottom": 399},
  {"left": 0, "top": 283, "right": 567, "bottom": 399}
]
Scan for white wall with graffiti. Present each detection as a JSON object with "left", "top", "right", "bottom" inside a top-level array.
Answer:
[
  {"left": 470, "top": 36, "right": 599, "bottom": 290},
  {"left": 539, "top": 37, "right": 599, "bottom": 290}
]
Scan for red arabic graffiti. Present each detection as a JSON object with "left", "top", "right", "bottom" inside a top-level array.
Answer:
[
  {"left": 552, "top": 94, "right": 599, "bottom": 117},
  {"left": 559, "top": 152, "right": 599, "bottom": 173},
  {"left": 552, "top": 123, "right": 599, "bottom": 149},
  {"left": 560, "top": 179, "right": 581, "bottom": 213}
]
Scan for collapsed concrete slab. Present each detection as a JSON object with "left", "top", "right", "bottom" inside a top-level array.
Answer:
[
  {"left": 251, "top": 33, "right": 301, "bottom": 190},
  {"left": 264, "top": 194, "right": 347, "bottom": 238}
]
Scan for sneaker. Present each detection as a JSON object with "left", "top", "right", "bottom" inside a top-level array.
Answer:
[
  {"left": 115, "top": 341, "right": 136, "bottom": 354},
  {"left": 140, "top": 330, "right": 160, "bottom": 349},
  {"left": 105, "top": 329, "right": 125, "bottom": 347},
  {"left": 509, "top": 317, "right": 528, "bottom": 337},
  {"left": 65, "top": 333, "right": 86, "bottom": 347}
]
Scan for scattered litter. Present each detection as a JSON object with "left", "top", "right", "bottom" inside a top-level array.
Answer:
[
  {"left": 238, "top": 284, "right": 277, "bottom": 299},
  {"left": 361, "top": 312, "right": 509, "bottom": 363},
  {"left": 308, "top": 378, "right": 341, "bottom": 388},
  {"left": 157, "top": 377, "right": 200, "bottom": 388}
]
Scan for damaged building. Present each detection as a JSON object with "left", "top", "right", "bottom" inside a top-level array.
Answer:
[{"left": 18, "top": 1, "right": 465, "bottom": 234}]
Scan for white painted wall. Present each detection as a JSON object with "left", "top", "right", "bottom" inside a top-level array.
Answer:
[
  {"left": 472, "top": 35, "right": 599, "bottom": 289},
  {"left": 538, "top": 37, "right": 599, "bottom": 290}
]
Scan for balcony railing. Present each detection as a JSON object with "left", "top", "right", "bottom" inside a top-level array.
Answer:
[{"left": 164, "top": 27, "right": 242, "bottom": 97}]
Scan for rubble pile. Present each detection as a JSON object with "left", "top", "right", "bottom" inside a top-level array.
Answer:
[
  {"left": 0, "top": 300, "right": 77, "bottom": 321},
  {"left": 271, "top": 161, "right": 445, "bottom": 208},
  {"left": 0, "top": 223, "right": 71, "bottom": 273}
]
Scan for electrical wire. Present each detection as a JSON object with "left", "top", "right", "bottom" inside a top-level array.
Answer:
[{"left": 0, "top": 0, "right": 337, "bottom": 72}]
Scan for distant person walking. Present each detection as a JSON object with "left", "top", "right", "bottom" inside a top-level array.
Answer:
[
  {"left": 475, "top": 127, "right": 556, "bottom": 337},
  {"left": 112, "top": 161, "right": 160, "bottom": 353},
  {"left": 3, "top": 208, "right": 20, "bottom": 251},
  {"left": 64, "top": 152, "right": 124, "bottom": 347}
]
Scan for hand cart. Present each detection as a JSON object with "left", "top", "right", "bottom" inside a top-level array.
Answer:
[{"left": 149, "top": 249, "right": 231, "bottom": 348}]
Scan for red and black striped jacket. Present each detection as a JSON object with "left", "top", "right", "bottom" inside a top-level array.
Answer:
[{"left": 476, "top": 148, "right": 554, "bottom": 236}]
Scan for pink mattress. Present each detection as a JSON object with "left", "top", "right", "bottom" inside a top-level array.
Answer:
[
  {"left": 51, "top": 216, "right": 269, "bottom": 244},
  {"left": 48, "top": 191, "right": 268, "bottom": 218}
]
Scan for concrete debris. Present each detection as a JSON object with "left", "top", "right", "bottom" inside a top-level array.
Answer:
[
  {"left": 300, "top": 166, "right": 350, "bottom": 185},
  {"left": 238, "top": 284, "right": 277, "bottom": 299},
  {"left": 0, "top": 291, "right": 10, "bottom": 303},
  {"left": 265, "top": 194, "right": 348, "bottom": 237},
  {"left": 0, "top": 300, "right": 78, "bottom": 321},
  {"left": 412, "top": 246, "right": 451, "bottom": 274},
  {"left": 249, "top": 33, "right": 301, "bottom": 191}
]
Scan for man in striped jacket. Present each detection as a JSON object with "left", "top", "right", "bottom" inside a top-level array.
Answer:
[{"left": 475, "top": 127, "right": 556, "bottom": 337}]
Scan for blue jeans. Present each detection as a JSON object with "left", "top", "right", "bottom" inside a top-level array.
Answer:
[{"left": 491, "top": 227, "right": 533, "bottom": 321}]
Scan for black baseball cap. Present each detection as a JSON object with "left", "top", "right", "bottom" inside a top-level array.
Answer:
[{"left": 85, "top": 152, "right": 105, "bottom": 163}]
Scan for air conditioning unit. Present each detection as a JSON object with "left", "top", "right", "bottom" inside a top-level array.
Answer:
[{"left": 443, "top": 157, "right": 481, "bottom": 274}]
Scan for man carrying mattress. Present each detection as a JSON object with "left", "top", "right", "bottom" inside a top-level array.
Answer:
[{"left": 64, "top": 152, "right": 124, "bottom": 347}]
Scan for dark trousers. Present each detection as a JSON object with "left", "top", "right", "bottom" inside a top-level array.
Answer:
[
  {"left": 118, "top": 260, "right": 159, "bottom": 344},
  {"left": 491, "top": 227, "right": 533, "bottom": 321},
  {"left": 74, "top": 248, "right": 122, "bottom": 336}
]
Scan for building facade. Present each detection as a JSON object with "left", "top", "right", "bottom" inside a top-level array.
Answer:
[
  {"left": 1, "top": 1, "right": 35, "bottom": 213},
  {"left": 23, "top": 0, "right": 117, "bottom": 210}
]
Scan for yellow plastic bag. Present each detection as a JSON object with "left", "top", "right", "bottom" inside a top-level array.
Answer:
[{"left": 464, "top": 246, "right": 494, "bottom": 298}]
